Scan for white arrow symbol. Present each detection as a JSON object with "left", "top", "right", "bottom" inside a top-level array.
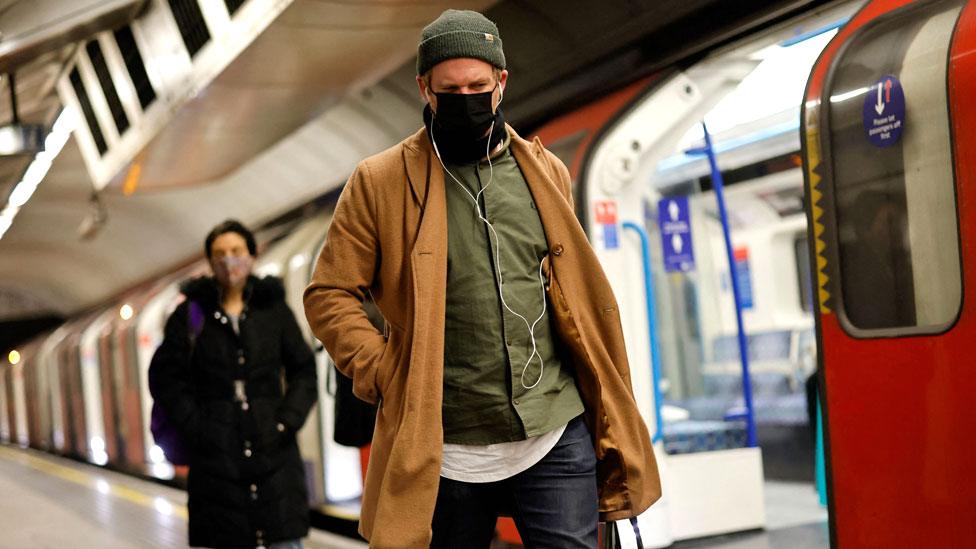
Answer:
[
  {"left": 668, "top": 200, "right": 679, "bottom": 222},
  {"left": 672, "top": 233, "right": 683, "bottom": 254},
  {"left": 874, "top": 83, "right": 885, "bottom": 115}
]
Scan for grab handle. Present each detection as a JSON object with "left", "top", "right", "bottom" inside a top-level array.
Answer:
[{"left": 622, "top": 221, "right": 665, "bottom": 443}]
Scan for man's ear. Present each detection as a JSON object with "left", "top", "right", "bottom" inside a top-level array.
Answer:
[{"left": 416, "top": 75, "right": 430, "bottom": 104}]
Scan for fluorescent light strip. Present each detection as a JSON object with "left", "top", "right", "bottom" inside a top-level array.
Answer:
[{"left": 0, "top": 109, "right": 74, "bottom": 240}]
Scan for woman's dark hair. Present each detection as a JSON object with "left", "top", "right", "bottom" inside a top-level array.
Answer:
[{"left": 205, "top": 219, "right": 257, "bottom": 259}]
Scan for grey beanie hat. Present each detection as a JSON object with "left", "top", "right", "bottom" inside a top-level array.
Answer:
[{"left": 416, "top": 9, "right": 505, "bottom": 75}]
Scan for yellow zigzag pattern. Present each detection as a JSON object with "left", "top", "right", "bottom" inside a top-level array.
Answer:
[{"left": 806, "top": 123, "right": 830, "bottom": 314}]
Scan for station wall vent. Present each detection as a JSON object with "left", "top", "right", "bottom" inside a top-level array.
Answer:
[
  {"left": 58, "top": 0, "right": 294, "bottom": 191},
  {"left": 68, "top": 67, "right": 108, "bottom": 156},
  {"left": 112, "top": 25, "right": 156, "bottom": 110},
  {"left": 167, "top": 0, "right": 211, "bottom": 58},
  {"left": 225, "top": 0, "right": 248, "bottom": 16},
  {"left": 85, "top": 40, "right": 130, "bottom": 136}
]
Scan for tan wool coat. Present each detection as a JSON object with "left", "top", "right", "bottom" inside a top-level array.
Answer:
[{"left": 304, "top": 125, "right": 661, "bottom": 547}]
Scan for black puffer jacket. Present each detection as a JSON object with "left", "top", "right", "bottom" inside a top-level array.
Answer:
[{"left": 149, "top": 275, "right": 318, "bottom": 548}]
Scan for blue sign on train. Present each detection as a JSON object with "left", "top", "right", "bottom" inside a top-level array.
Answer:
[
  {"left": 658, "top": 197, "right": 695, "bottom": 272},
  {"left": 863, "top": 75, "right": 905, "bottom": 148}
]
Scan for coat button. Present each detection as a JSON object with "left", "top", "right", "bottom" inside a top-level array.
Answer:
[
  {"left": 213, "top": 311, "right": 221, "bottom": 319},
  {"left": 238, "top": 356, "right": 245, "bottom": 365},
  {"left": 552, "top": 244, "right": 564, "bottom": 256},
  {"left": 250, "top": 484, "right": 257, "bottom": 492},
  {"left": 220, "top": 316, "right": 228, "bottom": 324},
  {"left": 244, "top": 448, "right": 252, "bottom": 458},
  {"left": 241, "top": 402, "right": 249, "bottom": 411},
  {"left": 244, "top": 440, "right": 252, "bottom": 448},
  {"left": 276, "top": 423, "right": 286, "bottom": 433}
]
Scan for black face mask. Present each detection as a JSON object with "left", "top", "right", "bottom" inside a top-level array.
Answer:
[{"left": 424, "top": 87, "right": 506, "bottom": 164}]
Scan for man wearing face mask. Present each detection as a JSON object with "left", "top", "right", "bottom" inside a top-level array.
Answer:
[
  {"left": 304, "top": 9, "right": 660, "bottom": 548},
  {"left": 150, "top": 219, "right": 318, "bottom": 549}
]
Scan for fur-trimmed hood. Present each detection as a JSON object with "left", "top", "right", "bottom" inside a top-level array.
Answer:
[{"left": 180, "top": 275, "right": 286, "bottom": 310}]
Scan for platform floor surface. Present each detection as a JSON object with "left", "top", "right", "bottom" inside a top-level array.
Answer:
[
  {"left": 0, "top": 444, "right": 826, "bottom": 548},
  {"left": 0, "top": 445, "right": 365, "bottom": 548},
  {"left": 670, "top": 480, "right": 829, "bottom": 548}
]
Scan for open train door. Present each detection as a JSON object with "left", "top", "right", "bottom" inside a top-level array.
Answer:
[{"left": 802, "top": 0, "right": 975, "bottom": 546}]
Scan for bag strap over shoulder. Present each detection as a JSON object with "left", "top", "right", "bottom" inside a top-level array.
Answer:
[{"left": 187, "top": 300, "right": 204, "bottom": 346}]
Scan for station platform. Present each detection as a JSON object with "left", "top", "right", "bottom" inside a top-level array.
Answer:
[
  {"left": 671, "top": 482, "right": 828, "bottom": 549},
  {"left": 0, "top": 444, "right": 826, "bottom": 548},
  {"left": 0, "top": 445, "right": 365, "bottom": 549}
]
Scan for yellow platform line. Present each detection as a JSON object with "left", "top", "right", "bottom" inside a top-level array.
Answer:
[{"left": 0, "top": 445, "right": 188, "bottom": 520}]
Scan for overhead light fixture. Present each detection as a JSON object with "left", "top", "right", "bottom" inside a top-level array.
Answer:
[
  {"left": 0, "top": 124, "right": 45, "bottom": 156},
  {"left": 7, "top": 350, "right": 19, "bottom": 365},
  {"left": 0, "top": 109, "right": 74, "bottom": 241}
]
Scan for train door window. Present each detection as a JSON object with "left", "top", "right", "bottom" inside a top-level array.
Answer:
[{"left": 824, "top": 0, "right": 964, "bottom": 334}]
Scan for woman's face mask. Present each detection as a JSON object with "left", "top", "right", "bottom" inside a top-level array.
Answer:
[{"left": 213, "top": 255, "right": 253, "bottom": 290}]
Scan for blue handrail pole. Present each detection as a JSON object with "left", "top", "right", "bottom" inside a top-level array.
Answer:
[
  {"left": 623, "top": 221, "right": 665, "bottom": 443},
  {"left": 700, "top": 122, "right": 758, "bottom": 447}
]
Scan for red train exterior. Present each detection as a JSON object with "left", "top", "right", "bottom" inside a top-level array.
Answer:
[{"left": 803, "top": 0, "right": 976, "bottom": 546}]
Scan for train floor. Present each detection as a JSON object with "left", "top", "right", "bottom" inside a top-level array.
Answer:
[{"left": 0, "top": 444, "right": 826, "bottom": 548}]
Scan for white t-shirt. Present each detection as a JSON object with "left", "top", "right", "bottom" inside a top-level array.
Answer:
[{"left": 440, "top": 422, "right": 567, "bottom": 483}]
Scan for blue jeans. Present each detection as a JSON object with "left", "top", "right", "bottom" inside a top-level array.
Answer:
[{"left": 430, "top": 416, "right": 599, "bottom": 548}]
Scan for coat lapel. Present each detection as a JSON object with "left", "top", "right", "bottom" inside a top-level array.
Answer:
[
  {"left": 403, "top": 127, "right": 448, "bottom": 384},
  {"left": 509, "top": 130, "right": 577, "bottom": 254},
  {"left": 402, "top": 128, "right": 447, "bottom": 256}
]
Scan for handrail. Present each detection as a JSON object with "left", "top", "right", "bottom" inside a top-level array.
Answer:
[
  {"left": 622, "top": 221, "right": 665, "bottom": 444},
  {"left": 688, "top": 122, "right": 758, "bottom": 447}
]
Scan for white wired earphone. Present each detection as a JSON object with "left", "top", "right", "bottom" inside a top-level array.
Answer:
[{"left": 427, "top": 86, "right": 548, "bottom": 390}]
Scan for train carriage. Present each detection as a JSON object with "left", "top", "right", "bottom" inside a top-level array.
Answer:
[{"left": 801, "top": 0, "right": 976, "bottom": 545}]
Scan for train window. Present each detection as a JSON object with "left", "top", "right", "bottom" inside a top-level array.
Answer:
[{"left": 824, "top": 0, "right": 964, "bottom": 334}]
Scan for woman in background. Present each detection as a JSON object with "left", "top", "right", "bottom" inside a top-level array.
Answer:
[{"left": 150, "top": 219, "right": 318, "bottom": 549}]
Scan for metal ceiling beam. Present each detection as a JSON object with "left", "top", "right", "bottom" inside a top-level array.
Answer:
[{"left": 0, "top": 0, "right": 148, "bottom": 74}]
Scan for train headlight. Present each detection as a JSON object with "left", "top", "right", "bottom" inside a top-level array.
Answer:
[{"left": 7, "top": 350, "right": 19, "bottom": 365}]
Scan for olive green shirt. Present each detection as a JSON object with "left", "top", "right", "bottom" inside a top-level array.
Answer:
[{"left": 442, "top": 133, "right": 584, "bottom": 445}]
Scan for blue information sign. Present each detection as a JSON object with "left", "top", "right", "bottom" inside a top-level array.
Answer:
[
  {"left": 734, "top": 247, "right": 754, "bottom": 310},
  {"left": 863, "top": 75, "right": 905, "bottom": 148},
  {"left": 659, "top": 197, "right": 695, "bottom": 272},
  {"left": 603, "top": 223, "right": 619, "bottom": 249}
]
